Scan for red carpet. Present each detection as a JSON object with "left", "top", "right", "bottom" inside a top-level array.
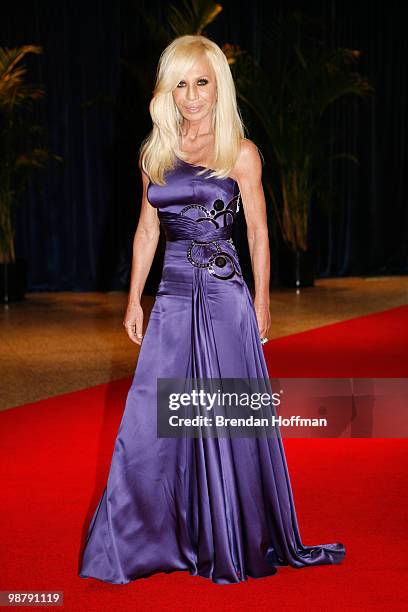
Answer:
[
  {"left": 1, "top": 305, "right": 407, "bottom": 611},
  {"left": 264, "top": 304, "right": 408, "bottom": 377}
]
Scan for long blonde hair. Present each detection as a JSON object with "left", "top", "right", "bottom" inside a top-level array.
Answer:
[{"left": 139, "top": 34, "right": 246, "bottom": 185}]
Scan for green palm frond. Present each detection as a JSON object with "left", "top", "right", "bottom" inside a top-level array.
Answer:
[
  {"left": 0, "top": 45, "right": 44, "bottom": 112},
  {"left": 167, "top": 0, "right": 223, "bottom": 36}
]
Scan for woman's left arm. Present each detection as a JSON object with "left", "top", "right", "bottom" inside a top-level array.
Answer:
[{"left": 233, "top": 140, "right": 271, "bottom": 339}]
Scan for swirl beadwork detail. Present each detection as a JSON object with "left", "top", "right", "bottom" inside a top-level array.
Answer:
[{"left": 180, "top": 194, "right": 242, "bottom": 280}]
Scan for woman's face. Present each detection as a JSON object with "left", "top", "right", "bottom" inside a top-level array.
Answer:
[{"left": 172, "top": 54, "right": 217, "bottom": 123}]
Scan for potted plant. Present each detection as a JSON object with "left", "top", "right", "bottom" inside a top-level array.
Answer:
[
  {"left": 0, "top": 44, "right": 60, "bottom": 302},
  {"left": 227, "top": 10, "right": 373, "bottom": 287}
]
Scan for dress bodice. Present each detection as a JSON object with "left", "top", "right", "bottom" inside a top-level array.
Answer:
[
  {"left": 147, "top": 158, "right": 241, "bottom": 281},
  {"left": 147, "top": 158, "right": 240, "bottom": 219}
]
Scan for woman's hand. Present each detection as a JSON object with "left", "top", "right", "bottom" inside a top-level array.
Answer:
[
  {"left": 254, "top": 302, "right": 271, "bottom": 340},
  {"left": 123, "top": 301, "right": 144, "bottom": 345}
]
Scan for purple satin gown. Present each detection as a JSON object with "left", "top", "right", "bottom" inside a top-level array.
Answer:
[{"left": 79, "top": 158, "right": 345, "bottom": 585}]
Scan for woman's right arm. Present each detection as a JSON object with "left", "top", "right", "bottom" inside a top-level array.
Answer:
[{"left": 123, "top": 158, "right": 160, "bottom": 345}]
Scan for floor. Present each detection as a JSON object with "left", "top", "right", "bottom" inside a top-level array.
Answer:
[{"left": 1, "top": 275, "right": 407, "bottom": 411}]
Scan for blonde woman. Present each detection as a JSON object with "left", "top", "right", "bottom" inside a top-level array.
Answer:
[{"left": 79, "top": 34, "right": 345, "bottom": 585}]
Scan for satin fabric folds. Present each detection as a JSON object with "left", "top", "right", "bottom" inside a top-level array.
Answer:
[{"left": 79, "top": 159, "right": 345, "bottom": 585}]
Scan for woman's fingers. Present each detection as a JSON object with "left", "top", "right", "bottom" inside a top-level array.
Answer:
[
  {"left": 257, "top": 314, "right": 270, "bottom": 338},
  {"left": 254, "top": 308, "right": 270, "bottom": 340},
  {"left": 123, "top": 303, "right": 144, "bottom": 345}
]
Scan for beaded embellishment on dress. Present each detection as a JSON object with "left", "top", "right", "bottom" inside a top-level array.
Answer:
[{"left": 180, "top": 193, "right": 242, "bottom": 279}]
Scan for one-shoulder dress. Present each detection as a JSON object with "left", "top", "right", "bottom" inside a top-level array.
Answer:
[{"left": 79, "top": 157, "right": 345, "bottom": 585}]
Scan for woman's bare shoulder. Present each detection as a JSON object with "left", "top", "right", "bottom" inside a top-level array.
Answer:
[{"left": 234, "top": 139, "right": 262, "bottom": 180}]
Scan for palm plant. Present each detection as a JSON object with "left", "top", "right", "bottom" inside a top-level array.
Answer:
[
  {"left": 226, "top": 11, "right": 373, "bottom": 254},
  {"left": 0, "top": 45, "right": 59, "bottom": 266}
]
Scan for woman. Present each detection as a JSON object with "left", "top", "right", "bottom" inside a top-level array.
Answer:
[{"left": 79, "top": 34, "right": 345, "bottom": 585}]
